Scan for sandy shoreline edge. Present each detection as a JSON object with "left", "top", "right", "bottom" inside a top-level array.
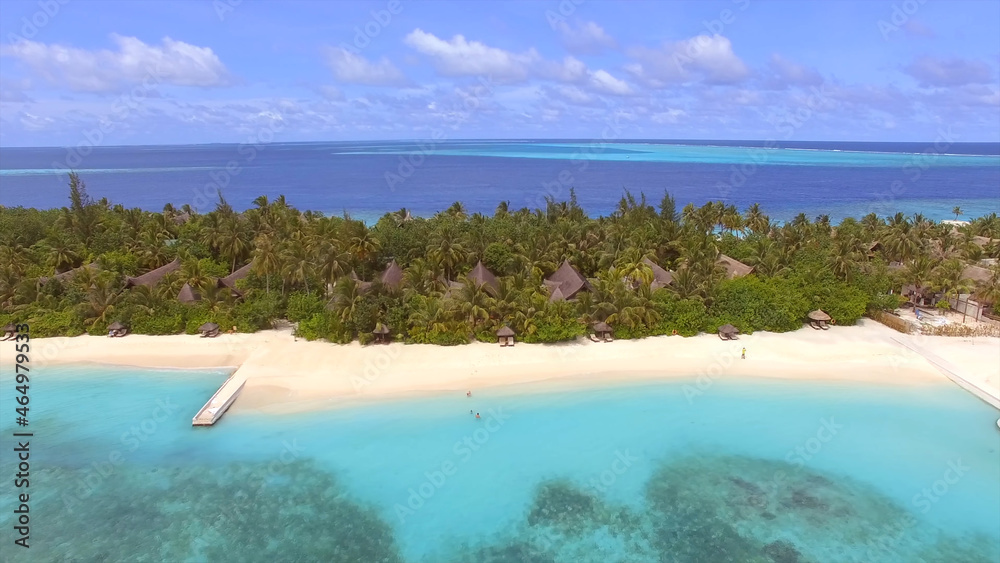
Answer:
[{"left": 3, "top": 320, "right": 998, "bottom": 414}]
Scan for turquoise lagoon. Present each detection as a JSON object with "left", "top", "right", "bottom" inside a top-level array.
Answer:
[{"left": 1, "top": 366, "right": 998, "bottom": 562}]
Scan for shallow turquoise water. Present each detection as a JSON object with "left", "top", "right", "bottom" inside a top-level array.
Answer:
[
  {"left": 1, "top": 366, "right": 998, "bottom": 562},
  {"left": 336, "top": 141, "right": 1000, "bottom": 167}
]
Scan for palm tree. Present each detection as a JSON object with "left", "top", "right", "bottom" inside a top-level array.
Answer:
[
  {"left": 427, "top": 226, "right": 468, "bottom": 281},
  {"left": 829, "top": 237, "right": 862, "bottom": 282},
  {"left": 952, "top": 206, "right": 963, "bottom": 221},
  {"left": 252, "top": 234, "right": 281, "bottom": 294},
  {"left": 931, "top": 259, "right": 972, "bottom": 304},
  {"left": 409, "top": 296, "right": 452, "bottom": 334},
  {"left": 200, "top": 285, "right": 232, "bottom": 313},
  {"left": 442, "top": 202, "right": 467, "bottom": 220},
  {"left": 78, "top": 277, "right": 120, "bottom": 328},
  {"left": 901, "top": 255, "right": 936, "bottom": 303},
  {"left": 348, "top": 232, "right": 380, "bottom": 263},
  {"left": 218, "top": 217, "right": 249, "bottom": 274},
  {"left": 281, "top": 240, "right": 313, "bottom": 293},
  {"left": 456, "top": 278, "right": 490, "bottom": 330},
  {"left": 316, "top": 239, "right": 348, "bottom": 297},
  {"left": 181, "top": 260, "right": 214, "bottom": 295},
  {"left": 489, "top": 278, "right": 521, "bottom": 324},
  {"left": 333, "top": 276, "right": 364, "bottom": 324},
  {"left": 403, "top": 258, "right": 436, "bottom": 296},
  {"left": 745, "top": 203, "right": 769, "bottom": 236},
  {"left": 670, "top": 265, "right": 708, "bottom": 301},
  {"left": 42, "top": 234, "right": 80, "bottom": 273},
  {"left": 973, "top": 265, "right": 1000, "bottom": 311}
]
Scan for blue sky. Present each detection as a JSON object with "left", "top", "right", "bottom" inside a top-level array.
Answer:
[{"left": 0, "top": 0, "right": 998, "bottom": 146}]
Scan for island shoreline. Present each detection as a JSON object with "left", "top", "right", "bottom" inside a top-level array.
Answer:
[{"left": 4, "top": 320, "right": 998, "bottom": 415}]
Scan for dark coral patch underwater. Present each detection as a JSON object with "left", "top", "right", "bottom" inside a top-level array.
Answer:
[{"left": 1, "top": 455, "right": 997, "bottom": 563}]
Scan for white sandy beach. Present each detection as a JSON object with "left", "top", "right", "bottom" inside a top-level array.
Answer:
[{"left": 3, "top": 320, "right": 998, "bottom": 414}]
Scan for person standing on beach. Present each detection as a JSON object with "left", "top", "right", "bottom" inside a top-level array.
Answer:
[{"left": 742, "top": 347, "right": 746, "bottom": 359}]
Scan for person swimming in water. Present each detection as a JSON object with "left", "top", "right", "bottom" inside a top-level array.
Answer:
[
  {"left": 467, "top": 391, "right": 472, "bottom": 397},
  {"left": 475, "top": 413, "right": 481, "bottom": 419}
]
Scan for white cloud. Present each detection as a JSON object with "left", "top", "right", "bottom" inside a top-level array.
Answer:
[
  {"left": 555, "top": 20, "right": 617, "bottom": 54},
  {"left": 903, "top": 55, "right": 994, "bottom": 87},
  {"left": 0, "top": 35, "right": 232, "bottom": 92},
  {"left": 325, "top": 47, "right": 408, "bottom": 86},
  {"left": 542, "top": 56, "right": 588, "bottom": 83},
  {"left": 404, "top": 29, "right": 538, "bottom": 81},
  {"left": 651, "top": 109, "right": 686, "bottom": 124},
  {"left": 589, "top": 69, "right": 632, "bottom": 95},
  {"left": 763, "top": 54, "right": 824, "bottom": 89},
  {"left": 627, "top": 34, "right": 749, "bottom": 86},
  {"left": 405, "top": 29, "right": 633, "bottom": 96},
  {"left": 555, "top": 85, "right": 595, "bottom": 105}
]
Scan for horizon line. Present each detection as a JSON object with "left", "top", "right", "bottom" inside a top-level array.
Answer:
[{"left": 2, "top": 138, "right": 1000, "bottom": 151}]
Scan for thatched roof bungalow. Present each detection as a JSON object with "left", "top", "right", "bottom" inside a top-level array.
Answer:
[
  {"left": 972, "top": 236, "right": 995, "bottom": 248},
  {"left": 642, "top": 257, "right": 674, "bottom": 289},
  {"left": 39, "top": 263, "right": 99, "bottom": 286},
  {"left": 439, "top": 277, "right": 464, "bottom": 299},
  {"left": 544, "top": 260, "right": 590, "bottom": 302},
  {"left": 125, "top": 258, "right": 181, "bottom": 288},
  {"left": 348, "top": 270, "right": 374, "bottom": 294},
  {"left": 380, "top": 260, "right": 404, "bottom": 290},
  {"left": 468, "top": 261, "right": 499, "bottom": 295},
  {"left": 717, "top": 255, "right": 753, "bottom": 279},
  {"left": 963, "top": 265, "right": 992, "bottom": 284},
  {"left": 178, "top": 283, "right": 201, "bottom": 304},
  {"left": 218, "top": 262, "right": 253, "bottom": 295}
]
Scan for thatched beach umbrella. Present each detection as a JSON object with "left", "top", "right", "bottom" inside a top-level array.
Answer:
[
  {"left": 593, "top": 321, "right": 613, "bottom": 341},
  {"left": 199, "top": 322, "right": 220, "bottom": 338},
  {"left": 807, "top": 310, "right": 832, "bottom": 330},
  {"left": 718, "top": 324, "right": 739, "bottom": 340},
  {"left": 373, "top": 323, "right": 391, "bottom": 344},
  {"left": 496, "top": 325, "right": 515, "bottom": 347},
  {"left": 107, "top": 320, "right": 128, "bottom": 337}
]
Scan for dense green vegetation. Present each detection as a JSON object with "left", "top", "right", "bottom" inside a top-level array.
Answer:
[{"left": 1, "top": 173, "right": 998, "bottom": 342}]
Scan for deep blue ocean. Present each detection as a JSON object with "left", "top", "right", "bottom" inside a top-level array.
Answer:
[
  {"left": 1, "top": 140, "right": 998, "bottom": 223},
  {"left": 1, "top": 366, "right": 998, "bottom": 562}
]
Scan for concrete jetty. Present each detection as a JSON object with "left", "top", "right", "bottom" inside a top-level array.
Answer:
[{"left": 192, "top": 372, "right": 247, "bottom": 426}]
